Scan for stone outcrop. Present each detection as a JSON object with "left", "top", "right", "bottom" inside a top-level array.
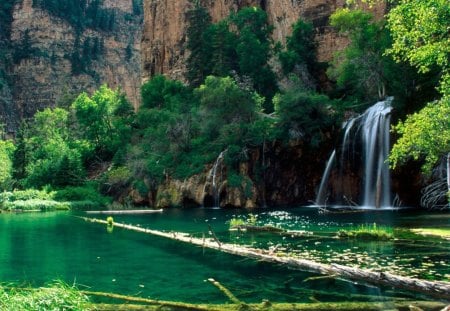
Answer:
[
  {"left": 6, "top": 0, "right": 142, "bottom": 128},
  {"left": 142, "top": 0, "right": 386, "bottom": 82}
]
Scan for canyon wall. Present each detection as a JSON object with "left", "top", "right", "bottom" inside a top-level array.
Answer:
[
  {"left": 3, "top": 0, "right": 142, "bottom": 132},
  {"left": 142, "top": 0, "right": 386, "bottom": 82}
]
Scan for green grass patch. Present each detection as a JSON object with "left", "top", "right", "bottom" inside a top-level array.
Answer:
[
  {"left": 338, "top": 223, "right": 394, "bottom": 240},
  {"left": 0, "top": 281, "right": 91, "bottom": 310},
  {"left": 0, "top": 186, "right": 111, "bottom": 212}
]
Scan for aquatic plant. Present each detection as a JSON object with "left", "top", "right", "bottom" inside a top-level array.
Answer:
[
  {"left": 338, "top": 223, "right": 394, "bottom": 240},
  {"left": 229, "top": 218, "right": 246, "bottom": 229},
  {"left": 0, "top": 281, "right": 91, "bottom": 310},
  {"left": 107, "top": 216, "right": 114, "bottom": 226}
]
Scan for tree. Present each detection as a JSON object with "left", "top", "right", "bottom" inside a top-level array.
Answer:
[
  {"left": 387, "top": 0, "right": 449, "bottom": 96},
  {"left": 0, "top": 140, "right": 15, "bottom": 190},
  {"left": 195, "top": 76, "right": 262, "bottom": 141},
  {"left": 23, "top": 108, "right": 85, "bottom": 188},
  {"left": 274, "top": 81, "right": 336, "bottom": 147},
  {"left": 386, "top": 0, "right": 450, "bottom": 204},
  {"left": 328, "top": 9, "right": 396, "bottom": 102},
  {"left": 230, "top": 7, "right": 277, "bottom": 111},
  {"left": 72, "top": 85, "right": 133, "bottom": 161},
  {"left": 185, "top": 3, "right": 212, "bottom": 86},
  {"left": 279, "top": 19, "right": 317, "bottom": 76}
]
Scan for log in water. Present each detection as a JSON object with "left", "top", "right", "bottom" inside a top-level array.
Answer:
[{"left": 78, "top": 217, "right": 450, "bottom": 300}]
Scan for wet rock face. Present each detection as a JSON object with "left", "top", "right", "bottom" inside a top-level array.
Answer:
[
  {"left": 6, "top": 0, "right": 142, "bottom": 128},
  {"left": 141, "top": 0, "right": 386, "bottom": 81}
]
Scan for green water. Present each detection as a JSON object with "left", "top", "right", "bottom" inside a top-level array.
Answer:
[{"left": 0, "top": 208, "right": 448, "bottom": 304}]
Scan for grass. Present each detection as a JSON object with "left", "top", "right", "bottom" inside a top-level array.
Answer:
[
  {"left": 0, "top": 187, "right": 111, "bottom": 212},
  {"left": 0, "top": 281, "right": 92, "bottom": 310},
  {"left": 338, "top": 223, "right": 394, "bottom": 240}
]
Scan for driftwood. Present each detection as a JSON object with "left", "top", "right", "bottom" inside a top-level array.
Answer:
[
  {"left": 78, "top": 217, "right": 450, "bottom": 300},
  {"left": 86, "top": 209, "right": 163, "bottom": 215},
  {"left": 207, "top": 278, "right": 241, "bottom": 304},
  {"left": 92, "top": 301, "right": 449, "bottom": 311},
  {"left": 232, "top": 225, "right": 286, "bottom": 233}
]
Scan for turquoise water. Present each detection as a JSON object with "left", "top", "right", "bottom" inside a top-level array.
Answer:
[{"left": 0, "top": 208, "right": 448, "bottom": 304}]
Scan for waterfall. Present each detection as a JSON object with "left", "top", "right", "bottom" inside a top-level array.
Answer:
[
  {"left": 202, "top": 150, "right": 227, "bottom": 208},
  {"left": 211, "top": 150, "right": 226, "bottom": 207},
  {"left": 315, "top": 98, "right": 393, "bottom": 208},
  {"left": 361, "top": 100, "right": 392, "bottom": 208},
  {"left": 316, "top": 150, "right": 336, "bottom": 206}
]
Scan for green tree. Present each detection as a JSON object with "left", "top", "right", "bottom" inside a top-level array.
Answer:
[
  {"left": 230, "top": 7, "right": 277, "bottom": 111},
  {"left": 390, "top": 97, "right": 450, "bottom": 175},
  {"left": 328, "top": 9, "right": 395, "bottom": 102},
  {"left": 387, "top": 0, "right": 450, "bottom": 96},
  {"left": 208, "top": 21, "right": 237, "bottom": 77},
  {"left": 386, "top": 0, "right": 449, "bottom": 203},
  {"left": 195, "top": 76, "right": 262, "bottom": 141},
  {"left": 23, "top": 108, "right": 85, "bottom": 188},
  {"left": 274, "top": 82, "right": 336, "bottom": 147},
  {"left": 0, "top": 140, "right": 15, "bottom": 190},
  {"left": 72, "top": 85, "right": 133, "bottom": 161},
  {"left": 279, "top": 19, "right": 317, "bottom": 76},
  {"left": 186, "top": 3, "right": 213, "bottom": 86}
]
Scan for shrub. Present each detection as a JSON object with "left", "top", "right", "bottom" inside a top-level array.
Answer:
[{"left": 54, "top": 185, "right": 111, "bottom": 207}]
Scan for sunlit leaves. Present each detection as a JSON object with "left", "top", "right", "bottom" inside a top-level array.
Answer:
[
  {"left": 390, "top": 97, "right": 450, "bottom": 174},
  {"left": 386, "top": 0, "right": 449, "bottom": 95}
]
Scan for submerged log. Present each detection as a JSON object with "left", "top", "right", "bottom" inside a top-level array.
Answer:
[
  {"left": 78, "top": 217, "right": 450, "bottom": 300},
  {"left": 232, "top": 225, "right": 286, "bottom": 233},
  {"left": 92, "top": 301, "right": 449, "bottom": 311},
  {"left": 86, "top": 209, "right": 163, "bottom": 215}
]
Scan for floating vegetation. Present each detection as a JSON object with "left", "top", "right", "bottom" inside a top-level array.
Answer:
[
  {"left": 0, "top": 281, "right": 91, "bottom": 310},
  {"left": 337, "top": 223, "right": 394, "bottom": 240}
]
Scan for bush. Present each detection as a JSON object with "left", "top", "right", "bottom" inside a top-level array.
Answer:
[
  {"left": 54, "top": 185, "right": 111, "bottom": 207},
  {"left": 2, "top": 199, "right": 70, "bottom": 211}
]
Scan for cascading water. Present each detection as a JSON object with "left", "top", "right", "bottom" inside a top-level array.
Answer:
[
  {"left": 316, "top": 150, "right": 336, "bottom": 206},
  {"left": 202, "top": 150, "right": 227, "bottom": 208},
  {"left": 315, "top": 98, "right": 393, "bottom": 208}
]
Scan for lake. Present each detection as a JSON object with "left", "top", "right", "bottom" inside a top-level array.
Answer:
[{"left": 0, "top": 207, "right": 448, "bottom": 304}]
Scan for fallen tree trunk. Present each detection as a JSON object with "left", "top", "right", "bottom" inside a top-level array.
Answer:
[
  {"left": 78, "top": 217, "right": 450, "bottom": 300},
  {"left": 86, "top": 209, "right": 163, "bottom": 215},
  {"left": 92, "top": 301, "right": 448, "bottom": 311}
]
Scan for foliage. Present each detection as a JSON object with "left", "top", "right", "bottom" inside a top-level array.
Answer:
[
  {"left": 12, "top": 30, "right": 44, "bottom": 64},
  {"left": 72, "top": 85, "right": 133, "bottom": 161},
  {"left": 186, "top": 3, "right": 212, "bottom": 86},
  {"left": 21, "top": 108, "right": 86, "bottom": 189},
  {"left": 274, "top": 82, "right": 336, "bottom": 147},
  {"left": 185, "top": 6, "right": 277, "bottom": 110},
  {"left": 2, "top": 199, "right": 71, "bottom": 211},
  {"left": 70, "top": 35, "right": 104, "bottom": 75},
  {"left": 279, "top": 19, "right": 317, "bottom": 76},
  {"left": 0, "top": 281, "right": 91, "bottom": 310},
  {"left": 386, "top": 0, "right": 450, "bottom": 96},
  {"left": 389, "top": 97, "right": 450, "bottom": 174},
  {"left": 32, "top": 0, "right": 116, "bottom": 33},
  {"left": 0, "top": 140, "right": 14, "bottom": 190},
  {"left": 53, "top": 184, "right": 111, "bottom": 206},
  {"left": 338, "top": 223, "right": 394, "bottom": 240},
  {"left": 0, "top": 189, "right": 54, "bottom": 203},
  {"left": 231, "top": 7, "right": 277, "bottom": 111},
  {"left": 328, "top": 9, "right": 417, "bottom": 106},
  {"left": 0, "top": 0, "right": 16, "bottom": 40}
]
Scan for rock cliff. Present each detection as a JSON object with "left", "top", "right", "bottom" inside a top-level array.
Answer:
[
  {"left": 4, "top": 0, "right": 142, "bottom": 130},
  {"left": 142, "top": 0, "right": 386, "bottom": 82}
]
